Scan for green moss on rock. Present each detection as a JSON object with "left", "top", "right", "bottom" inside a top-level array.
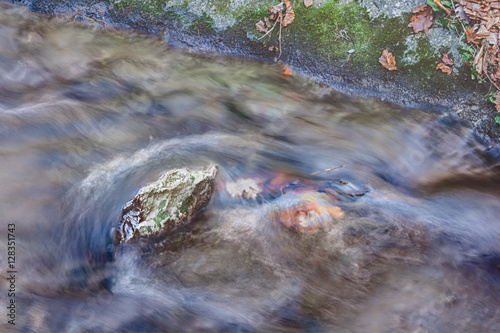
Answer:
[{"left": 111, "top": 0, "right": 469, "bottom": 91}]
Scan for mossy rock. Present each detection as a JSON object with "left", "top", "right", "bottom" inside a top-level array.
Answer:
[{"left": 115, "top": 165, "right": 218, "bottom": 243}]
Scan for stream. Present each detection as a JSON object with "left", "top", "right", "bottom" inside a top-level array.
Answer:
[{"left": 1, "top": 3, "right": 500, "bottom": 332}]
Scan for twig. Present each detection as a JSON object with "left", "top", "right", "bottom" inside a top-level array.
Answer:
[
  {"left": 435, "top": 0, "right": 451, "bottom": 15},
  {"left": 309, "top": 165, "right": 344, "bottom": 177},
  {"left": 484, "top": 68, "right": 500, "bottom": 90},
  {"left": 258, "top": 16, "right": 279, "bottom": 40},
  {"left": 277, "top": 15, "right": 283, "bottom": 60}
]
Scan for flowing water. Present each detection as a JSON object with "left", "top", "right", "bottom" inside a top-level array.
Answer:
[{"left": 1, "top": 3, "right": 500, "bottom": 332}]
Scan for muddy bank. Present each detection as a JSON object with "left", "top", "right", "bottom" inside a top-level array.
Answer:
[{"left": 7, "top": 0, "right": 500, "bottom": 143}]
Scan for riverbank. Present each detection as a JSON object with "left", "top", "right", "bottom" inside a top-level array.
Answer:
[{"left": 8, "top": 0, "right": 500, "bottom": 144}]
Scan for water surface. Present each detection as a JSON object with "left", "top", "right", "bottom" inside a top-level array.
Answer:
[{"left": 1, "top": 3, "right": 500, "bottom": 332}]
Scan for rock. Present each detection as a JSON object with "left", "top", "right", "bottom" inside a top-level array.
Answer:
[{"left": 115, "top": 165, "right": 218, "bottom": 243}]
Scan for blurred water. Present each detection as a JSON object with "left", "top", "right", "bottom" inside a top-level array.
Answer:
[{"left": 1, "top": 3, "right": 500, "bottom": 332}]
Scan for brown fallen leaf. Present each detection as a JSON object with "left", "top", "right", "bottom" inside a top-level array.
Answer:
[
  {"left": 281, "top": 65, "right": 293, "bottom": 78},
  {"left": 491, "top": 66, "right": 500, "bottom": 82},
  {"left": 474, "top": 43, "right": 485, "bottom": 75},
  {"left": 486, "top": 17, "right": 500, "bottom": 30},
  {"left": 408, "top": 4, "right": 434, "bottom": 34},
  {"left": 436, "top": 63, "right": 452, "bottom": 75},
  {"left": 455, "top": 4, "right": 470, "bottom": 23},
  {"left": 466, "top": 25, "right": 490, "bottom": 44},
  {"left": 269, "top": 2, "right": 283, "bottom": 21},
  {"left": 487, "top": 31, "right": 498, "bottom": 46},
  {"left": 465, "top": 27, "right": 473, "bottom": 42},
  {"left": 496, "top": 91, "right": 500, "bottom": 112},
  {"left": 283, "top": 0, "right": 295, "bottom": 27},
  {"left": 482, "top": 49, "right": 489, "bottom": 76},
  {"left": 264, "top": 17, "right": 271, "bottom": 28},
  {"left": 304, "top": 0, "right": 314, "bottom": 8},
  {"left": 476, "top": 25, "right": 490, "bottom": 38},
  {"left": 442, "top": 53, "right": 454, "bottom": 66},
  {"left": 256, "top": 20, "right": 268, "bottom": 33},
  {"left": 379, "top": 49, "right": 397, "bottom": 71},
  {"left": 270, "top": 2, "right": 284, "bottom": 14}
]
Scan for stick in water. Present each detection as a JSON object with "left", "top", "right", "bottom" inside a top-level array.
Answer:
[{"left": 309, "top": 165, "right": 343, "bottom": 177}]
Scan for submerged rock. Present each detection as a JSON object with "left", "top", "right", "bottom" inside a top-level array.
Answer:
[
  {"left": 269, "top": 191, "right": 344, "bottom": 233},
  {"left": 115, "top": 165, "right": 218, "bottom": 243}
]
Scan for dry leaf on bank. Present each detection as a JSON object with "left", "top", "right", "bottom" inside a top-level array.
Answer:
[
  {"left": 455, "top": 4, "right": 469, "bottom": 23},
  {"left": 408, "top": 4, "right": 434, "bottom": 34},
  {"left": 281, "top": 65, "right": 293, "bottom": 78},
  {"left": 304, "top": 0, "right": 314, "bottom": 8},
  {"left": 476, "top": 25, "right": 490, "bottom": 38},
  {"left": 256, "top": 20, "right": 268, "bottom": 33},
  {"left": 269, "top": 2, "right": 283, "bottom": 21},
  {"left": 466, "top": 26, "right": 490, "bottom": 44},
  {"left": 486, "top": 17, "right": 500, "bottom": 30},
  {"left": 379, "top": 49, "right": 397, "bottom": 71},
  {"left": 487, "top": 31, "right": 498, "bottom": 45},
  {"left": 436, "top": 63, "right": 452, "bottom": 75},
  {"left": 496, "top": 91, "right": 500, "bottom": 112},
  {"left": 442, "top": 53, "right": 454, "bottom": 66},
  {"left": 283, "top": 0, "right": 295, "bottom": 27},
  {"left": 474, "top": 43, "right": 485, "bottom": 75},
  {"left": 265, "top": 17, "right": 271, "bottom": 28},
  {"left": 492, "top": 67, "right": 500, "bottom": 82},
  {"left": 270, "top": 2, "right": 284, "bottom": 14}
]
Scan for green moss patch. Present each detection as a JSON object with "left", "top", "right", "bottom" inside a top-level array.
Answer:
[{"left": 180, "top": 196, "right": 194, "bottom": 215}]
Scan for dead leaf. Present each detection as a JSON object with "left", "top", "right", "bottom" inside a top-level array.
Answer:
[
  {"left": 486, "top": 17, "right": 500, "bottom": 30},
  {"left": 409, "top": 4, "right": 434, "bottom": 34},
  {"left": 270, "top": 2, "right": 284, "bottom": 14},
  {"left": 256, "top": 20, "right": 268, "bottom": 33},
  {"left": 442, "top": 53, "right": 454, "bottom": 66},
  {"left": 496, "top": 91, "right": 500, "bottom": 112},
  {"left": 436, "top": 63, "right": 452, "bottom": 75},
  {"left": 476, "top": 25, "right": 490, "bottom": 38},
  {"left": 492, "top": 66, "right": 500, "bottom": 82},
  {"left": 487, "top": 31, "right": 498, "bottom": 45},
  {"left": 283, "top": 0, "right": 295, "bottom": 27},
  {"left": 304, "top": 0, "right": 314, "bottom": 8},
  {"left": 482, "top": 49, "right": 489, "bottom": 75},
  {"left": 466, "top": 25, "right": 489, "bottom": 44},
  {"left": 317, "top": 205, "right": 344, "bottom": 219},
  {"left": 281, "top": 65, "right": 293, "bottom": 78},
  {"left": 465, "top": 27, "right": 475, "bottom": 43},
  {"left": 265, "top": 17, "right": 271, "bottom": 28},
  {"left": 412, "top": 4, "right": 428, "bottom": 12},
  {"left": 455, "top": 4, "right": 470, "bottom": 23},
  {"left": 474, "top": 43, "right": 485, "bottom": 75},
  {"left": 379, "top": 49, "right": 397, "bottom": 71}
]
